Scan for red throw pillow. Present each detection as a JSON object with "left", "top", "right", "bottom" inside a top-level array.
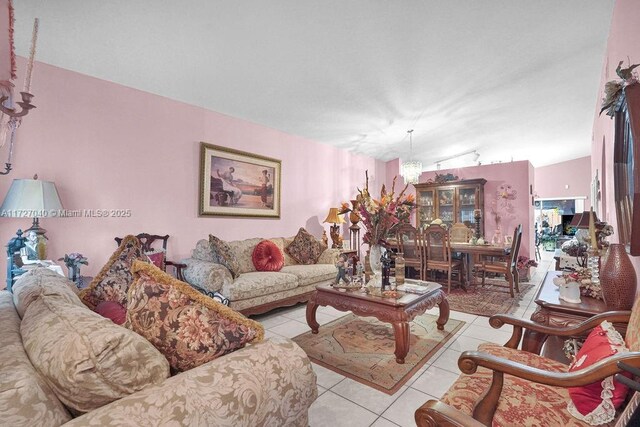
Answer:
[
  {"left": 95, "top": 301, "right": 127, "bottom": 325},
  {"left": 252, "top": 240, "right": 284, "bottom": 272},
  {"left": 567, "top": 321, "right": 630, "bottom": 425}
]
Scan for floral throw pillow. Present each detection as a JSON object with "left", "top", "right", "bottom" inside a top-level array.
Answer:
[
  {"left": 209, "top": 234, "right": 240, "bottom": 278},
  {"left": 285, "top": 227, "right": 323, "bottom": 265},
  {"left": 126, "top": 261, "right": 264, "bottom": 373},
  {"left": 79, "top": 235, "right": 149, "bottom": 310}
]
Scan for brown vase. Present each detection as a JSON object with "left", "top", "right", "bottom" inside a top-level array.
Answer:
[{"left": 600, "top": 244, "right": 638, "bottom": 310}]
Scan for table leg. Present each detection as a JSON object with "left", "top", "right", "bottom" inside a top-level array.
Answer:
[
  {"left": 392, "top": 321, "right": 410, "bottom": 364},
  {"left": 306, "top": 299, "right": 320, "bottom": 334},
  {"left": 436, "top": 297, "right": 450, "bottom": 331}
]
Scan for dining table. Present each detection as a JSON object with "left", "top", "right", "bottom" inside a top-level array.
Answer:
[{"left": 387, "top": 239, "right": 512, "bottom": 288}]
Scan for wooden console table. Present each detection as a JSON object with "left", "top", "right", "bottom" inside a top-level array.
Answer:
[
  {"left": 523, "top": 271, "right": 625, "bottom": 362},
  {"left": 306, "top": 282, "right": 449, "bottom": 364}
]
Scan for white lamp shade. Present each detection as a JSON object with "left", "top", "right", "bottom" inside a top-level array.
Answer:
[{"left": 0, "top": 179, "right": 64, "bottom": 217}]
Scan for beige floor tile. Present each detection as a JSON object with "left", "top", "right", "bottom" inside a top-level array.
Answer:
[
  {"left": 308, "top": 391, "right": 378, "bottom": 427},
  {"left": 446, "top": 335, "right": 487, "bottom": 353},
  {"left": 312, "top": 363, "right": 346, "bottom": 389},
  {"left": 448, "top": 310, "right": 479, "bottom": 323},
  {"left": 370, "top": 417, "right": 400, "bottom": 427},
  {"left": 331, "top": 378, "right": 405, "bottom": 415},
  {"left": 431, "top": 348, "right": 463, "bottom": 374},
  {"left": 258, "top": 314, "right": 291, "bottom": 329},
  {"left": 267, "top": 319, "right": 310, "bottom": 338},
  {"left": 381, "top": 388, "right": 435, "bottom": 427},
  {"left": 410, "top": 365, "right": 461, "bottom": 398},
  {"left": 461, "top": 324, "right": 513, "bottom": 344}
]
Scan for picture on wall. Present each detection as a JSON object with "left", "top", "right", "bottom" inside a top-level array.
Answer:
[{"left": 199, "top": 142, "right": 281, "bottom": 218}]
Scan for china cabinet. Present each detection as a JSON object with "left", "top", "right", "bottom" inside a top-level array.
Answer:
[{"left": 414, "top": 178, "right": 486, "bottom": 233}]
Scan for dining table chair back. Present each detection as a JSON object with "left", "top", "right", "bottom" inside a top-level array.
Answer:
[
  {"left": 450, "top": 223, "right": 474, "bottom": 243},
  {"left": 422, "top": 224, "right": 464, "bottom": 293},
  {"left": 394, "top": 223, "right": 422, "bottom": 279},
  {"left": 475, "top": 224, "right": 523, "bottom": 297}
]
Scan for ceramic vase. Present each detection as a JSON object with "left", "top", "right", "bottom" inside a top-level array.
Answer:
[
  {"left": 368, "top": 244, "right": 385, "bottom": 288},
  {"left": 600, "top": 244, "right": 637, "bottom": 310},
  {"left": 67, "top": 265, "right": 80, "bottom": 286}
]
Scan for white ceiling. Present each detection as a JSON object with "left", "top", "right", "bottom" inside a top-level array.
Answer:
[{"left": 12, "top": 1, "right": 614, "bottom": 169}]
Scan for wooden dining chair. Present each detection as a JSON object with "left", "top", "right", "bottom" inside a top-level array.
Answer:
[
  {"left": 474, "top": 224, "right": 522, "bottom": 297},
  {"left": 114, "top": 233, "right": 186, "bottom": 281},
  {"left": 449, "top": 222, "right": 474, "bottom": 243},
  {"left": 394, "top": 223, "right": 422, "bottom": 279},
  {"left": 421, "top": 224, "right": 464, "bottom": 293}
]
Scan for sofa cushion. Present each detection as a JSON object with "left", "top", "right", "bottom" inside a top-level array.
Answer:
[
  {"left": 317, "top": 248, "right": 342, "bottom": 265},
  {"left": 222, "top": 271, "right": 299, "bottom": 301},
  {"left": 0, "top": 291, "right": 72, "bottom": 426},
  {"left": 145, "top": 249, "right": 166, "bottom": 270},
  {"left": 625, "top": 294, "right": 640, "bottom": 351},
  {"left": 21, "top": 291, "right": 169, "bottom": 414},
  {"left": 285, "top": 228, "right": 324, "bottom": 265},
  {"left": 96, "top": 300, "right": 127, "bottom": 325},
  {"left": 127, "top": 261, "right": 264, "bottom": 373},
  {"left": 273, "top": 237, "right": 299, "bottom": 266},
  {"left": 209, "top": 234, "right": 240, "bottom": 278},
  {"left": 568, "top": 321, "right": 629, "bottom": 425},
  {"left": 192, "top": 238, "right": 217, "bottom": 262},
  {"left": 79, "top": 235, "right": 149, "bottom": 310},
  {"left": 182, "top": 258, "right": 233, "bottom": 293},
  {"left": 252, "top": 240, "right": 284, "bottom": 272},
  {"left": 12, "top": 267, "right": 82, "bottom": 318},
  {"left": 280, "top": 264, "right": 337, "bottom": 287},
  {"left": 441, "top": 343, "right": 603, "bottom": 427},
  {"left": 228, "top": 237, "right": 264, "bottom": 274}
]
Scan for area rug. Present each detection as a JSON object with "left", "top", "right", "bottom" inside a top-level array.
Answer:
[
  {"left": 446, "top": 277, "right": 536, "bottom": 317},
  {"left": 292, "top": 314, "right": 464, "bottom": 394}
]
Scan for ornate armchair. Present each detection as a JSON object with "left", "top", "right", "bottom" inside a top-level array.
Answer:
[
  {"left": 114, "top": 233, "right": 186, "bottom": 281},
  {"left": 414, "top": 301, "right": 640, "bottom": 426}
]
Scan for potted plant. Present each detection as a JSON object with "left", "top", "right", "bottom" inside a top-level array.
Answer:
[
  {"left": 516, "top": 255, "right": 538, "bottom": 282},
  {"left": 58, "top": 253, "right": 89, "bottom": 286}
]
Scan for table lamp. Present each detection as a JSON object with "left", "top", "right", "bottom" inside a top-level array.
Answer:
[
  {"left": 323, "top": 207, "right": 346, "bottom": 248},
  {"left": 0, "top": 176, "right": 64, "bottom": 259}
]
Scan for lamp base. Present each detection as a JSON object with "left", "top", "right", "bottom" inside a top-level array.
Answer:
[{"left": 329, "top": 224, "right": 342, "bottom": 249}]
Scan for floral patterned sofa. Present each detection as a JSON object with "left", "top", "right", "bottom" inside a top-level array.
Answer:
[
  {"left": 182, "top": 235, "right": 340, "bottom": 315},
  {"left": 2, "top": 268, "right": 318, "bottom": 426}
]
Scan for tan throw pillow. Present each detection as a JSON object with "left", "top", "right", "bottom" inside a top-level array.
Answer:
[
  {"left": 127, "top": 261, "right": 264, "bottom": 373},
  {"left": 20, "top": 293, "right": 169, "bottom": 414},
  {"left": 285, "top": 227, "right": 324, "bottom": 264},
  {"left": 79, "top": 235, "right": 149, "bottom": 310},
  {"left": 209, "top": 234, "right": 240, "bottom": 278}
]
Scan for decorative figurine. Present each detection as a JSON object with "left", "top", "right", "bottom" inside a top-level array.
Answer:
[
  {"left": 334, "top": 253, "right": 350, "bottom": 285},
  {"left": 380, "top": 250, "right": 392, "bottom": 291}
]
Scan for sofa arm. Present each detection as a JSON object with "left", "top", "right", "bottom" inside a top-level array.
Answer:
[
  {"left": 181, "top": 258, "right": 233, "bottom": 293},
  {"left": 66, "top": 337, "right": 318, "bottom": 427},
  {"left": 415, "top": 400, "right": 485, "bottom": 427},
  {"left": 317, "top": 248, "right": 341, "bottom": 265}
]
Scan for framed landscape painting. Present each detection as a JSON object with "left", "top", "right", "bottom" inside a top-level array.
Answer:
[{"left": 199, "top": 142, "right": 281, "bottom": 218}]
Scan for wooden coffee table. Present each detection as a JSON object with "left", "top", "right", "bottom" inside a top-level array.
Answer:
[{"left": 306, "top": 282, "right": 449, "bottom": 364}]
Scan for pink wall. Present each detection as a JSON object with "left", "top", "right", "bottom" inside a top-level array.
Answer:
[
  {"left": 591, "top": 0, "right": 640, "bottom": 280},
  {"left": 534, "top": 156, "right": 592, "bottom": 208},
  {"left": 394, "top": 161, "right": 535, "bottom": 259},
  {"left": 0, "top": 59, "right": 386, "bottom": 281}
]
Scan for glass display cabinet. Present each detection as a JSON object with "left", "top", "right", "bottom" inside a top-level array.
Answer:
[{"left": 414, "top": 178, "right": 486, "bottom": 232}]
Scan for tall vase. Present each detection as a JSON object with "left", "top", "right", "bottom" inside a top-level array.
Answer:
[
  {"left": 600, "top": 244, "right": 637, "bottom": 310},
  {"left": 368, "top": 244, "right": 385, "bottom": 288},
  {"left": 67, "top": 265, "right": 80, "bottom": 286}
]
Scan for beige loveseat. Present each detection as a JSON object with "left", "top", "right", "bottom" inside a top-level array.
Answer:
[
  {"left": 183, "top": 236, "right": 340, "bottom": 315},
  {"left": 2, "top": 268, "right": 318, "bottom": 426}
]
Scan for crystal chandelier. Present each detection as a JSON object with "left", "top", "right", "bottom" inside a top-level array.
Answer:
[{"left": 400, "top": 129, "right": 422, "bottom": 184}]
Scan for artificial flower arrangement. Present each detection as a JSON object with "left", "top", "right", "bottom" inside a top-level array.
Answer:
[
  {"left": 516, "top": 255, "right": 538, "bottom": 271},
  {"left": 555, "top": 268, "right": 602, "bottom": 300},
  {"left": 600, "top": 60, "right": 639, "bottom": 117},
  {"left": 355, "top": 171, "right": 415, "bottom": 246},
  {"left": 58, "top": 252, "right": 89, "bottom": 268}
]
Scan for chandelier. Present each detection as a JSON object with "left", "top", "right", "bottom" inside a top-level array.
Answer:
[{"left": 400, "top": 129, "right": 422, "bottom": 184}]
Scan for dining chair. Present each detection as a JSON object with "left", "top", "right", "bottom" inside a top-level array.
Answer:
[
  {"left": 421, "top": 224, "right": 464, "bottom": 293},
  {"left": 449, "top": 222, "right": 474, "bottom": 243},
  {"left": 114, "top": 233, "right": 186, "bottom": 281},
  {"left": 394, "top": 223, "right": 422, "bottom": 279},
  {"left": 474, "top": 224, "right": 522, "bottom": 297}
]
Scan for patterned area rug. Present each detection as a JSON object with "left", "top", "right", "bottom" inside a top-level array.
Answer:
[
  {"left": 445, "top": 277, "right": 535, "bottom": 317},
  {"left": 292, "top": 314, "right": 464, "bottom": 394}
]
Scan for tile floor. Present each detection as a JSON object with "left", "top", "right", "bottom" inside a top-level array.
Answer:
[{"left": 253, "top": 251, "right": 556, "bottom": 427}]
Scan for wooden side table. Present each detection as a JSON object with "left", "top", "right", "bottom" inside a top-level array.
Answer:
[{"left": 523, "top": 271, "right": 624, "bottom": 363}]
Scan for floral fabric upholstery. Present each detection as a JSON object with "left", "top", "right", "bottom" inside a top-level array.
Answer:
[
  {"left": 66, "top": 338, "right": 317, "bottom": 427},
  {"left": 624, "top": 295, "right": 640, "bottom": 352},
  {"left": 79, "top": 235, "right": 149, "bottom": 310},
  {"left": 127, "top": 261, "right": 264, "bottom": 373},
  {"left": 209, "top": 234, "right": 241, "bottom": 278},
  {"left": 222, "top": 271, "right": 300, "bottom": 301},
  {"left": 229, "top": 282, "right": 321, "bottom": 312},
  {"left": 0, "top": 291, "right": 72, "bottom": 426},
  {"left": 192, "top": 239, "right": 217, "bottom": 262},
  {"left": 272, "top": 237, "right": 299, "bottom": 266},
  {"left": 228, "top": 237, "right": 264, "bottom": 274},
  {"left": 285, "top": 228, "right": 324, "bottom": 265},
  {"left": 441, "top": 343, "right": 615, "bottom": 427},
  {"left": 12, "top": 268, "right": 82, "bottom": 318},
  {"left": 281, "top": 264, "right": 337, "bottom": 286},
  {"left": 181, "top": 258, "right": 233, "bottom": 292},
  {"left": 20, "top": 289, "right": 169, "bottom": 414},
  {"left": 317, "top": 247, "right": 342, "bottom": 265}
]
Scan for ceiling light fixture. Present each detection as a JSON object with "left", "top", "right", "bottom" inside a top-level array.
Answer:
[
  {"left": 400, "top": 129, "right": 422, "bottom": 184},
  {"left": 434, "top": 149, "right": 480, "bottom": 170}
]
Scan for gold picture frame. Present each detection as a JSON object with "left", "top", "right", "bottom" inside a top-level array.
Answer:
[{"left": 199, "top": 142, "right": 281, "bottom": 218}]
